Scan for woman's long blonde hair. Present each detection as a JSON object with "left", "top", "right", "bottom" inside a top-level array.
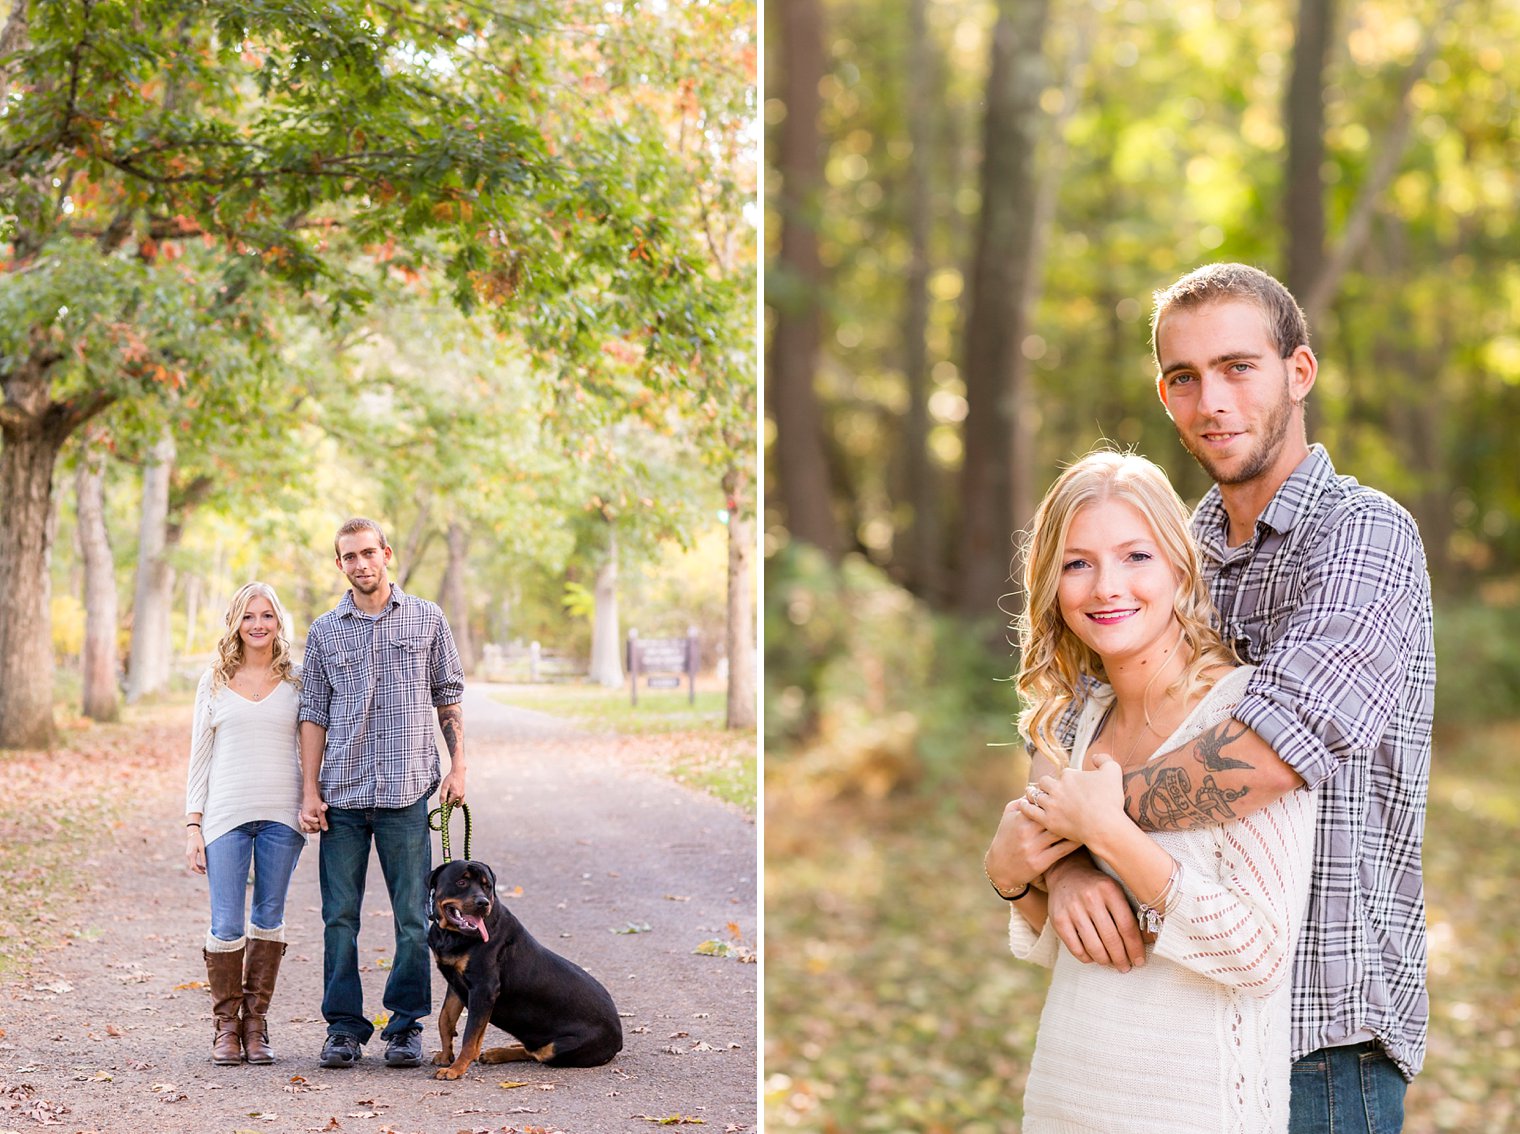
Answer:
[
  {"left": 1016, "top": 450, "right": 1236, "bottom": 767},
  {"left": 212, "top": 582, "right": 300, "bottom": 691}
]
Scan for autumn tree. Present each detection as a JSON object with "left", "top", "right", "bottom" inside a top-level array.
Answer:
[{"left": 0, "top": 0, "right": 734, "bottom": 746}]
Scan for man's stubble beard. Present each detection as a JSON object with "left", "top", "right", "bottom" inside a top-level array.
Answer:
[{"left": 1180, "top": 374, "right": 1294, "bottom": 488}]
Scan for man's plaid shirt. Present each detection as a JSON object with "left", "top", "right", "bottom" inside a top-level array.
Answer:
[
  {"left": 299, "top": 585, "right": 464, "bottom": 811},
  {"left": 1192, "top": 444, "right": 1434, "bottom": 1079}
]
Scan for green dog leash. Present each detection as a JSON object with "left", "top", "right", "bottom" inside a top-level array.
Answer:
[{"left": 428, "top": 801, "right": 473, "bottom": 862}]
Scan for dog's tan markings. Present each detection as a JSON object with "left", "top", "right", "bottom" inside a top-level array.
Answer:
[
  {"left": 434, "top": 988, "right": 463, "bottom": 1066},
  {"left": 529, "top": 1041, "right": 556, "bottom": 1063},
  {"left": 479, "top": 1043, "right": 533, "bottom": 1064},
  {"left": 436, "top": 1007, "right": 493, "bottom": 1080}
]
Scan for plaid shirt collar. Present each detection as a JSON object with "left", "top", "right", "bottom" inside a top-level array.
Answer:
[
  {"left": 335, "top": 583, "right": 405, "bottom": 620},
  {"left": 1194, "top": 444, "right": 1336, "bottom": 554}
]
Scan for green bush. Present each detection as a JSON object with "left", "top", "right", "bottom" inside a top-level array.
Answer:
[
  {"left": 764, "top": 546, "right": 1016, "bottom": 788},
  {"left": 1433, "top": 596, "right": 1520, "bottom": 727}
]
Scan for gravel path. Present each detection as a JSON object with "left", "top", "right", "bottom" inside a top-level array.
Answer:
[{"left": 0, "top": 684, "right": 757, "bottom": 1133}]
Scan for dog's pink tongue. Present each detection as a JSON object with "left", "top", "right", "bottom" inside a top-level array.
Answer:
[{"left": 460, "top": 912, "right": 488, "bottom": 942}]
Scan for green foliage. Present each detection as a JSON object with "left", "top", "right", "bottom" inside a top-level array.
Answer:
[
  {"left": 765, "top": 545, "right": 1014, "bottom": 791},
  {"left": 1432, "top": 589, "right": 1520, "bottom": 727},
  {"left": 768, "top": 0, "right": 1520, "bottom": 590},
  {"left": 561, "top": 580, "right": 596, "bottom": 622}
]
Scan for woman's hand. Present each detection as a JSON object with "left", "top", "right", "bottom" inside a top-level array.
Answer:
[
  {"left": 1028, "top": 753, "right": 1128, "bottom": 846},
  {"left": 986, "top": 794, "right": 1080, "bottom": 895},
  {"left": 185, "top": 827, "right": 207, "bottom": 875}
]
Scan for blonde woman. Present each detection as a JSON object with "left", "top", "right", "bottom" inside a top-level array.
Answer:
[
  {"left": 983, "top": 451, "right": 1318, "bottom": 1133},
  {"left": 185, "top": 582, "right": 306, "bottom": 1065}
]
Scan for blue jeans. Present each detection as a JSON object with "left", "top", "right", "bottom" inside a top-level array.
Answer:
[
  {"left": 318, "top": 797, "right": 433, "bottom": 1044},
  {"left": 204, "top": 821, "right": 305, "bottom": 941},
  {"left": 1290, "top": 1041, "right": 1408, "bottom": 1134}
]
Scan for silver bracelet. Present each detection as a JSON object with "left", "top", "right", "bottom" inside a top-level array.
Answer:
[{"left": 1137, "top": 859, "right": 1180, "bottom": 934}]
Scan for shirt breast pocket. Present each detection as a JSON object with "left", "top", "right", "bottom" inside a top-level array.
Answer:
[
  {"left": 1224, "top": 600, "right": 1295, "bottom": 664},
  {"left": 386, "top": 637, "right": 430, "bottom": 687},
  {"left": 332, "top": 651, "right": 367, "bottom": 691}
]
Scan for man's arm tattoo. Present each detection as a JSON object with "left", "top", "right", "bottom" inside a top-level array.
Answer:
[
  {"left": 1127, "top": 722, "right": 1254, "bottom": 830},
  {"left": 1197, "top": 720, "right": 1253, "bottom": 772},
  {"left": 438, "top": 704, "right": 463, "bottom": 760}
]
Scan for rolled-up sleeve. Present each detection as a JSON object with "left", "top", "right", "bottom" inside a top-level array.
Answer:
[
  {"left": 1232, "top": 498, "right": 1428, "bottom": 790},
  {"left": 429, "top": 616, "right": 465, "bottom": 706}
]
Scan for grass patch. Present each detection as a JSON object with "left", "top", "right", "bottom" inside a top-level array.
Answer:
[
  {"left": 492, "top": 683, "right": 727, "bottom": 734},
  {"left": 490, "top": 683, "right": 755, "bottom": 814}
]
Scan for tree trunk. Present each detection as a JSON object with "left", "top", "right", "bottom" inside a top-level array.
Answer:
[
  {"left": 954, "top": 0, "right": 1050, "bottom": 623},
  {"left": 0, "top": 344, "right": 109, "bottom": 747},
  {"left": 899, "top": 0, "right": 943, "bottom": 601},
  {"left": 769, "top": 0, "right": 840, "bottom": 557},
  {"left": 438, "top": 521, "right": 476, "bottom": 674},
  {"left": 76, "top": 434, "right": 121, "bottom": 722},
  {"left": 588, "top": 532, "right": 623, "bottom": 688},
  {"left": 126, "top": 432, "right": 176, "bottom": 703},
  {"left": 1284, "top": 0, "right": 1334, "bottom": 438},
  {"left": 723, "top": 466, "right": 756, "bottom": 731},
  {"left": 0, "top": 421, "right": 66, "bottom": 748}
]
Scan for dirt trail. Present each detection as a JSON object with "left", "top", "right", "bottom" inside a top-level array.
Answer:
[{"left": 0, "top": 684, "right": 757, "bottom": 1133}]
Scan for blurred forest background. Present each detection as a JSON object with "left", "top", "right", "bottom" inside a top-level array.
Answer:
[
  {"left": 762, "top": 0, "right": 1520, "bottom": 1131},
  {"left": 0, "top": 0, "right": 758, "bottom": 748}
]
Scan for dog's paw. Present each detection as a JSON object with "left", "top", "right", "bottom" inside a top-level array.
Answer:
[
  {"left": 431, "top": 1050, "right": 452, "bottom": 1066},
  {"left": 434, "top": 1065, "right": 464, "bottom": 1080}
]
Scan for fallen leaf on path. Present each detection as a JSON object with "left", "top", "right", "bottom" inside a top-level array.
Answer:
[
  {"left": 105, "top": 1024, "right": 123, "bottom": 1037},
  {"left": 498, "top": 1081, "right": 531, "bottom": 1090},
  {"left": 347, "top": 1112, "right": 378, "bottom": 1119},
  {"left": 664, "top": 894, "right": 692, "bottom": 901},
  {"left": 633, "top": 1117, "right": 707, "bottom": 1126},
  {"left": 613, "top": 922, "right": 652, "bottom": 935},
  {"left": 692, "top": 938, "right": 756, "bottom": 962}
]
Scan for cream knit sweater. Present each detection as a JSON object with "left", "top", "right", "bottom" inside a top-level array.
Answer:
[
  {"left": 1012, "top": 667, "right": 1317, "bottom": 1134},
  {"left": 184, "top": 669, "right": 306, "bottom": 847}
]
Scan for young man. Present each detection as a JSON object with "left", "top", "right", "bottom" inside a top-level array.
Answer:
[
  {"left": 987, "top": 264, "right": 1433, "bottom": 1133},
  {"left": 298, "top": 518, "right": 466, "bottom": 1069}
]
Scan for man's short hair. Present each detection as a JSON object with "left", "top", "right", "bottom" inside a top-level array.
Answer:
[
  {"left": 1151, "top": 262, "right": 1310, "bottom": 366},
  {"left": 334, "top": 517, "right": 388, "bottom": 559}
]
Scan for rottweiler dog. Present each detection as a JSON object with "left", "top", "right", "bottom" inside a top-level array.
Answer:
[{"left": 426, "top": 859, "right": 622, "bottom": 1079}]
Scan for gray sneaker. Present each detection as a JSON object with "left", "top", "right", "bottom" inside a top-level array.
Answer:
[
  {"left": 384, "top": 1028, "right": 423, "bottom": 1068},
  {"left": 319, "top": 1033, "right": 363, "bottom": 1068}
]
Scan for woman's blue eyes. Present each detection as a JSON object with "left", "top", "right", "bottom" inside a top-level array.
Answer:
[{"left": 1062, "top": 551, "right": 1152, "bottom": 571}]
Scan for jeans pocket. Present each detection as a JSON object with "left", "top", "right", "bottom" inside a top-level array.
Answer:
[
  {"left": 1289, "top": 1056, "right": 1331, "bottom": 1134},
  {"left": 1358, "top": 1049, "right": 1407, "bottom": 1134}
]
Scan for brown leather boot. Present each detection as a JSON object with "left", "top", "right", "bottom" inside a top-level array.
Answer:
[
  {"left": 241, "top": 935, "right": 287, "bottom": 1064},
  {"left": 204, "top": 943, "right": 246, "bottom": 1065}
]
